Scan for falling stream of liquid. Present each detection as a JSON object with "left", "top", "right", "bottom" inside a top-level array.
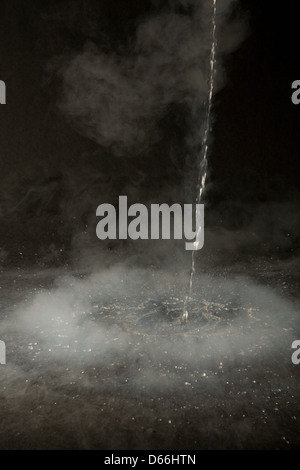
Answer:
[{"left": 182, "top": 0, "right": 217, "bottom": 321}]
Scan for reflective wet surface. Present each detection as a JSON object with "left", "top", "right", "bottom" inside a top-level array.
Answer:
[{"left": 0, "top": 259, "right": 299, "bottom": 449}]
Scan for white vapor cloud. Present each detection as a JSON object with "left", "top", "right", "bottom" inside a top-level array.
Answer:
[{"left": 56, "top": 0, "right": 245, "bottom": 155}]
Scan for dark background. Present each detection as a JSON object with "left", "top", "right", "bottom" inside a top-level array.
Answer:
[
  {"left": 0, "top": 0, "right": 299, "bottom": 266},
  {"left": 213, "top": 0, "right": 300, "bottom": 202}
]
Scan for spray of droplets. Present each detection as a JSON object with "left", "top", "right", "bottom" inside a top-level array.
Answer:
[{"left": 183, "top": 0, "right": 217, "bottom": 321}]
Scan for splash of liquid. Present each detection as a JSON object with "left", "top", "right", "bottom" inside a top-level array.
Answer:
[{"left": 183, "top": 0, "right": 217, "bottom": 321}]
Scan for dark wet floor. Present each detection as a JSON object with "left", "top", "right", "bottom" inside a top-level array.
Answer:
[{"left": 0, "top": 257, "right": 299, "bottom": 449}]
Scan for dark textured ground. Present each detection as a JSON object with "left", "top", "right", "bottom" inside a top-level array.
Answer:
[{"left": 0, "top": 255, "right": 299, "bottom": 450}]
